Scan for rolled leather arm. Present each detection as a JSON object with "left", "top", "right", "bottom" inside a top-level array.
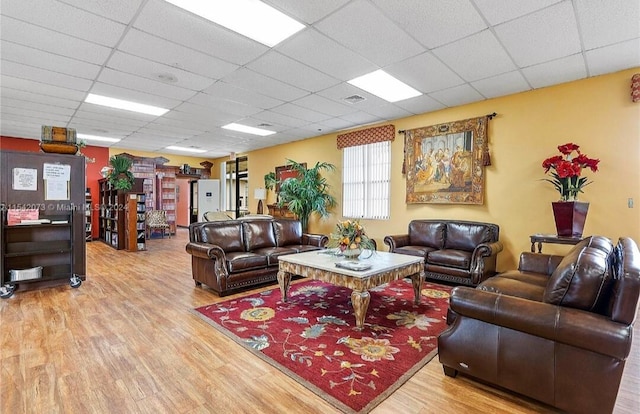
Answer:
[
  {"left": 383, "top": 234, "right": 410, "bottom": 251},
  {"left": 302, "top": 233, "right": 328, "bottom": 247},
  {"left": 472, "top": 240, "right": 503, "bottom": 259},
  {"left": 518, "top": 252, "right": 563, "bottom": 275},
  {"left": 449, "top": 286, "right": 632, "bottom": 360},
  {"left": 185, "top": 242, "right": 226, "bottom": 261}
]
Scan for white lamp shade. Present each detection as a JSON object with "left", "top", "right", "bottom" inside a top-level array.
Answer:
[{"left": 254, "top": 188, "right": 266, "bottom": 200}]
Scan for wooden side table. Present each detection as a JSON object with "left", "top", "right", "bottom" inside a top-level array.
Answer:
[{"left": 530, "top": 234, "right": 584, "bottom": 253}]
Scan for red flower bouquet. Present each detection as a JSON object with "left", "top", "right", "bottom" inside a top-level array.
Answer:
[{"left": 542, "top": 143, "right": 599, "bottom": 201}]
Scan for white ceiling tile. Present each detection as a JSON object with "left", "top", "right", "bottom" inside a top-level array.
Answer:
[
  {"left": 339, "top": 111, "right": 384, "bottom": 125},
  {"left": 393, "top": 95, "right": 446, "bottom": 115},
  {"left": 292, "top": 94, "right": 357, "bottom": 117},
  {"left": 270, "top": 103, "right": 333, "bottom": 123},
  {"left": 176, "top": 97, "right": 262, "bottom": 118},
  {"left": 585, "top": 38, "right": 640, "bottom": 76},
  {"left": 74, "top": 106, "right": 152, "bottom": 128},
  {"left": 246, "top": 51, "right": 340, "bottom": 93},
  {"left": 0, "top": 17, "right": 112, "bottom": 65},
  {"left": 1, "top": 0, "right": 126, "bottom": 46},
  {"left": 68, "top": 121, "right": 138, "bottom": 137},
  {"left": 266, "top": 0, "right": 350, "bottom": 24},
  {"left": 373, "top": 0, "right": 487, "bottom": 48},
  {"left": 89, "top": 82, "right": 182, "bottom": 110},
  {"left": 1, "top": 111, "right": 71, "bottom": 127},
  {"left": 316, "top": 82, "right": 389, "bottom": 110},
  {"left": 1, "top": 75, "right": 87, "bottom": 102},
  {"left": 117, "top": 29, "right": 239, "bottom": 79},
  {"left": 1, "top": 105, "right": 72, "bottom": 123},
  {"left": 473, "top": 0, "right": 562, "bottom": 25},
  {"left": 97, "top": 68, "right": 198, "bottom": 101},
  {"left": 315, "top": 0, "right": 424, "bottom": 67},
  {"left": 221, "top": 68, "right": 310, "bottom": 102},
  {"left": 276, "top": 29, "right": 377, "bottom": 80},
  {"left": 106, "top": 52, "right": 217, "bottom": 91},
  {"left": 316, "top": 117, "right": 356, "bottom": 131},
  {"left": 471, "top": 70, "right": 531, "bottom": 98},
  {"left": 58, "top": 0, "right": 145, "bottom": 24},
  {"left": 575, "top": 0, "right": 640, "bottom": 50},
  {"left": 362, "top": 103, "right": 413, "bottom": 120},
  {"left": 495, "top": 2, "right": 581, "bottom": 67},
  {"left": 385, "top": 52, "right": 465, "bottom": 93},
  {"left": 1, "top": 87, "right": 80, "bottom": 109},
  {"left": 201, "top": 82, "right": 283, "bottom": 110},
  {"left": 134, "top": 0, "right": 268, "bottom": 66},
  {"left": 1, "top": 41, "right": 101, "bottom": 80},
  {"left": 1, "top": 61, "right": 94, "bottom": 91},
  {"left": 1, "top": 98, "right": 76, "bottom": 117},
  {"left": 433, "top": 30, "right": 516, "bottom": 82},
  {"left": 522, "top": 54, "right": 587, "bottom": 88},
  {"left": 428, "top": 84, "right": 485, "bottom": 107},
  {"left": 252, "top": 110, "right": 310, "bottom": 128},
  {"left": 135, "top": 124, "right": 202, "bottom": 139}
]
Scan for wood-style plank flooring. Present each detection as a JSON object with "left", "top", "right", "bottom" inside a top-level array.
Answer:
[{"left": 1, "top": 228, "right": 638, "bottom": 413}]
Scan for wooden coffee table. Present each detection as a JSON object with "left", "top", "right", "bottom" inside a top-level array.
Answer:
[{"left": 277, "top": 250, "right": 424, "bottom": 329}]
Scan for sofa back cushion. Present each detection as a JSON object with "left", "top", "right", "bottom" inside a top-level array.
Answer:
[
  {"left": 243, "top": 219, "right": 277, "bottom": 250},
  {"left": 199, "top": 221, "right": 245, "bottom": 252},
  {"left": 273, "top": 219, "right": 302, "bottom": 246},
  {"left": 543, "top": 236, "right": 615, "bottom": 312},
  {"left": 607, "top": 237, "right": 640, "bottom": 324},
  {"left": 408, "top": 221, "right": 445, "bottom": 249},
  {"left": 444, "top": 222, "right": 494, "bottom": 251}
]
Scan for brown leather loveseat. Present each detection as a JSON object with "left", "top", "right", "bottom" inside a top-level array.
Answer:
[
  {"left": 438, "top": 236, "right": 640, "bottom": 414},
  {"left": 186, "top": 218, "right": 328, "bottom": 296},
  {"left": 384, "top": 219, "right": 503, "bottom": 286}
]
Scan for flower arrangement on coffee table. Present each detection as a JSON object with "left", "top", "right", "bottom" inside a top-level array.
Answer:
[
  {"left": 541, "top": 142, "right": 600, "bottom": 201},
  {"left": 328, "top": 219, "right": 376, "bottom": 258}
]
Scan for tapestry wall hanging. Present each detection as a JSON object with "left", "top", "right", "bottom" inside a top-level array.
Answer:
[{"left": 404, "top": 115, "right": 492, "bottom": 205}]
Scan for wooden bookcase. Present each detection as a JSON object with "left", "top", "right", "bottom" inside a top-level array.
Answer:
[
  {"left": 125, "top": 193, "right": 146, "bottom": 252},
  {"left": 85, "top": 189, "right": 92, "bottom": 241},
  {"left": 0, "top": 150, "right": 86, "bottom": 298},
  {"left": 97, "top": 178, "right": 144, "bottom": 250},
  {"left": 157, "top": 166, "right": 177, "bottom": 235}
]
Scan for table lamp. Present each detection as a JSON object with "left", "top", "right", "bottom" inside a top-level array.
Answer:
[{"left": 254, "top": 188, "right": 266, "bottom": 214}]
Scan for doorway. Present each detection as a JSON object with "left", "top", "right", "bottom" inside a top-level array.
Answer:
[{"left": 222, "top": 156, "right": 248, "bottom": 218}]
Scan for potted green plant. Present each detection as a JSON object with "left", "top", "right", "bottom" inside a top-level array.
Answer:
[
  {"left": 107, "top": 155, "right": 135, "bottom": 191},
  {"left": 277, "top": 159, "right": 336, "bottom": 232},
  {"left": 264, "top": 172, "right": 277, "bottom": 191}
]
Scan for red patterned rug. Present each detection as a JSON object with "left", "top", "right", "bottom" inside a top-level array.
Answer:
[{"left": 193, "top": 279, "right": 451, "bottom": 413}]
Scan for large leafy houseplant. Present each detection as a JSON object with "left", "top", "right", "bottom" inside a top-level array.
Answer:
[
  {"left": 277, "top": 160, "right": 336, "bottom": 232},
  {"left": 107, "top": 155, "right": 135, "bottom": 191}
]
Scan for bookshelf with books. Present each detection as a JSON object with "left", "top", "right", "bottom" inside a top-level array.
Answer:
[
  {"left": 125, "top": 193, "right": 146, "bottom": 252},
  {"left": 157, "top": 166, "right": 177, "bottom": 235},
  {"left": 85, "top": 189, "right": 92, "bottom": 242},
  {"left": 98, "top": 178, "right": 144, "bottom": 250}
]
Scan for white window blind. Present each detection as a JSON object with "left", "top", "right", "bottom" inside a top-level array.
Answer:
[{"left": 342, "top": 141, "right": 390, "bottom": 219}]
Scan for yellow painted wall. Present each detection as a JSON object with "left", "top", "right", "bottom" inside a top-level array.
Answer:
[{"left": 248, "top": 68, "right": 640, "bottom": 271}]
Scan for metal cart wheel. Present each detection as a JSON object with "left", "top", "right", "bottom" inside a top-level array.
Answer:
[
  {"left": 0, "top": 285, "right": 15, "bottom": 299},
  {"left": 70, "top": 275, "right": 82, "bottom": 288}
]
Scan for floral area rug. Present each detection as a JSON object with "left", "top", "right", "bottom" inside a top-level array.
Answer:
[{"left": 193, "top": 279, "right": 451, "bottom": 414}]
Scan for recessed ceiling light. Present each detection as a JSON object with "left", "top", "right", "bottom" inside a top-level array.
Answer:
[
  {"left": 348, "top": 70, "right": 421, "bottom": 102},
  {"left": 77, "top": 133, "right": 121, "bottom": 143},
  {"left": 85, "top": 93, "right": 169, "bottom": 116},
  {"left": 222, "top": 123, "right": 276, "bottom": 136},
  {"left": 166, "top": 145, "right": 207, "bottom": 153},
  {"left": 164, "top": 0, "right": 305, "bottom": 47}
]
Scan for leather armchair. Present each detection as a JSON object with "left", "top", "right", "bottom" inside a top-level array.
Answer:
[{"left": 438, "top": 236, "right": 640, "bottom": 414}]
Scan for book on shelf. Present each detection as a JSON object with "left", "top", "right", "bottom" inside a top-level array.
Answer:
[
  {"left": 51, "top": 220, "right": 69, "bottom": 224},
  {"left": 17, "top": 218, "right": 51, "bottom": 225}
]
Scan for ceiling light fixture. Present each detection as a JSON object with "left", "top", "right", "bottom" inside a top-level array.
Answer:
[
  {"left": 222, "top": 123, "right": 276, "bottom": 136},
  {"left": 166, "top": 145, "right": 207, "bottom": 153},
  {"left": 77, "top": 133, "right": 121, "bottom": 143},
  {"left": 164, "top": 0, "right": 305, "bottom": 47},
  {"left": 85, "top": 93, "right": 169, "bottom": 116},
  {"left": 348, "top": 70, "right": 421, "bottom": 102}
]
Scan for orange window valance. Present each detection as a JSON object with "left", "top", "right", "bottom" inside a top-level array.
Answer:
[{"left": 336, "top": 124, "right": 395, "bottom": 149}]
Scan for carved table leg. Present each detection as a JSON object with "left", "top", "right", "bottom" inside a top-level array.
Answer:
[
  {"left": 351, "top": 289, "right": 371, "bottom": 330},
  {"left": 410, "top": 270, "right": 424, "bottom": 304},
  {"left": 277, "top": 270, "right": 292, "bottom": 302}
]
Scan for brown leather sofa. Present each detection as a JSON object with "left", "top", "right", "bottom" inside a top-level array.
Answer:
[
  {"left": 186, "top": 218, "right": 328, "bottom": 296},
  {"left": 383, "top": 219, "right": 503, "bottom": 286},
  {"left": 438, "top": 236, "right": 640, "bottom": 414}
]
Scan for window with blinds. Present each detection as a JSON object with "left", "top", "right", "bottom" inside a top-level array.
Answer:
[{"left": 342, "top": 141, "right": 390, "bottom": 219}]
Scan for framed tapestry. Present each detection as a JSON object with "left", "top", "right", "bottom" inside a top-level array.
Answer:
[
  {"left": 404, "top": 115, "right": 489, "bottom": 204},
  {"left": 275, "top": 163, "right": 306, "bottom": 192}
]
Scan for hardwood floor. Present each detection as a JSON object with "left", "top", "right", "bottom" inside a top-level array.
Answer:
[{"left": 1, "top": 228, "right": 638, "bottom": 413}]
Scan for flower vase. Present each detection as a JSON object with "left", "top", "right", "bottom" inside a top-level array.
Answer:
[
  {"left": 343, "top": 247, "right": 361, "bottom": 260},
  {"left": 551, "top": 201, "right": 589, "bottom": 237}
]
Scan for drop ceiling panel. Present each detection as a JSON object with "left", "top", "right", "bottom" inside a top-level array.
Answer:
[
  {"left": 1, "top": 75, "right": 87, "bottom": 102},
  {"left": 186, "top": 93, "right": 264, "bottom": 118},
  {"left": 56, "top": 0, "right": 145, "bottom": 24},
  {"left": 339, "top": 111, "right": 383, "bottom": 125},
  {"left": 472, "top": 0, "right": 561, "bottom": 25},
  {"left": 221, "top": 68, "right": 310, "bottom": 102},
  {"left": 384, "top": 52, "right": 464, "bottom": 93},
  {"left": 2, "top": 61, "right": 94, "bottom": 91},
  {"left": 1, "top": 87, "right": 80, "bottom": 109},
  {"left": 270, "top": 102, "right": 333, "bottom": 123},
  {"left": 89, "top": 82, "right": 182, "bottom": 109},
  {"left": 393, "top": 95, "right": 446, "bottom": 115},
  {"left": 73, "top": 107, "right": 152, "bottom": 128},
  {"left": 275, "top": 29, "right": 377, "bottom": 80},
  {"left": 252, "top": 110, "right": 310, "bottom": 129},
  {"left": 495, "top": 2, "right": 581, "bottom": 67},
  {"left": 471, "top": 70, "right": 530, "bottom": 99},
  {"left": 134, "top": 0, "right": 268, "bottom": 66},
  {"left": 522, "top": 54, "right": 587, "bottom": 89},
  {"left": 117, "top": 29, "right": 239, "bottom": 79},
  {"left": 433, "top": 30, "right": 516, "bottom": 82},
  {"left": 97, "top": 68, "right": 198, "bottom": 101},
  {"left": 266, "top": 0, "right": 350, "bottom": 24},
  {"left": 315, "top": 0, "right": 424, "bottom": 67},
  {"left": 428, "top": 84, "right": 485, "bottom": 108},
  {"left": 292, "top": 94, "right": 358, "bottom": 118},
  {"left": 585, "top": 39, "right": 640, "bottom": 76},
  {"left": 372, "top": 0, "right": 487, "bottom": 49},
  {"left": 575, "top": 0, "right": 640, "bottom": 50},
  {"left": 201, "top": 81, "right": 284, "bottom": 110},
  {"left": 1, "top": 98, "right": 77, "bottom": 117}
]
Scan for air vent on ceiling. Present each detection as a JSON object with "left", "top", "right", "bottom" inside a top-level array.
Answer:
[
  {"left": 257, "top": 123, "right": 272, "bottom": 127},
  {"left": 343, "top": 94, "right": 366, "bottom": 104}
]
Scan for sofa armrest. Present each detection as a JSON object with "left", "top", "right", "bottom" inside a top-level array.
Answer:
[
  {"left": 449, "top": 287, "right": 632, "bottom": 360},
  {"left": 302, "top": 233, "right": 328, "bottom": 247},
  {"left": 468, "top": 241, "right": 503, "bottom": 284},
  {"left": 383, "top": 234, "right": 410, "bottom": 251},
  {"left": 472, "top": 240, "right": 503, "bottom": 259},
  {"left": 517, "top": 252, "right": 564, "bottom": 275},
  {"left": 185, "top": 242, "right": 226, "bottom": 262}
]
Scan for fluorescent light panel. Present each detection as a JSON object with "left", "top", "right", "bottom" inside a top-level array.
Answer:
[
  {"left": 77, "top": 133, "right": 121, "bottom": 143},
  {"left": 348, "top": 70, "right": 422, "bottom": 102},
  {"left": 164, "top": 0, "right": 304, "bottom": 47},
  {"left": 166, "top": 145, "right": 207, "bottom": 153},
  {"left": 222, "top": 123, "right": 276, "bottom": 136},
  {"left": 85, "top": 93, "right": 169, "bottom": 116}
]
